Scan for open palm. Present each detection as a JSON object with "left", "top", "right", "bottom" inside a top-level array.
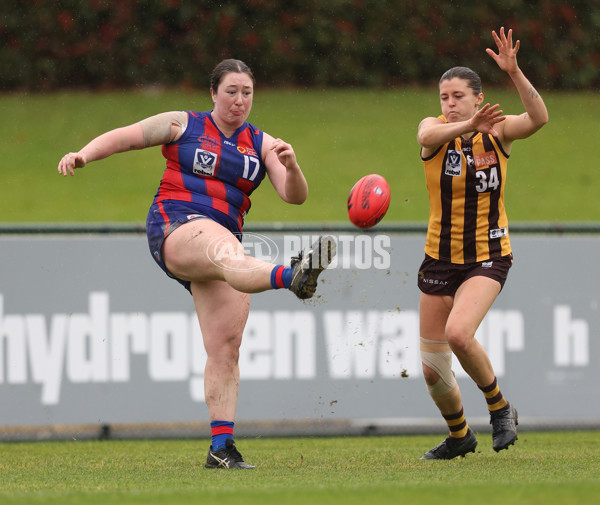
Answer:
[{"left": 486, "top": 27, "right": 520, "bottom": 73}]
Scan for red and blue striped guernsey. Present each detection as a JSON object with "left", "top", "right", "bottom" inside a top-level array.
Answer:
[{"left": 153, "top": 111, "right": 266, "bottom": 233}]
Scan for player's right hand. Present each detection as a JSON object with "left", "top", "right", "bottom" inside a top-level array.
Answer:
[
  {"left": 469, "top": 103, "right": 505, "bottom": 137},
  {"left": 58, "top": 152, "right": 86, "bottom": 176}
]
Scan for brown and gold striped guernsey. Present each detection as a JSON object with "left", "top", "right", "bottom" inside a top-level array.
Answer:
[{"left": 422, "top": 115, "right": 512, "bottom": 264}]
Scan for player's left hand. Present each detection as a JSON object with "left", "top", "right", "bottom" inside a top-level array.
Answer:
[
  {"left": 270, "top": 138, "right": 299, "bottom": 170},
  {"left": 486, "top": 27, "right": 520, "bottom": 74}
]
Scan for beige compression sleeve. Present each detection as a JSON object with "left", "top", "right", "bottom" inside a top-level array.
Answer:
[{"left": 420, "top": 337, "right": 457, "bottom": 396}]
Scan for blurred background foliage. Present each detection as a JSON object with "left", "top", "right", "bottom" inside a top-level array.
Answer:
[{"left": 1, "top": 0, "right": 599, "bottom": 92}]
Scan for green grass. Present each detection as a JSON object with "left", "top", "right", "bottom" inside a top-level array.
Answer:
[
  {"left": 1, "top": 432, "right": 599, "bottom": 505},
  {"left": 2, "top": 88, "right": 599, "bottom": 225}
]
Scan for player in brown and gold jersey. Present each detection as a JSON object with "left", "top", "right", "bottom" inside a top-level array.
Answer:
[{"left": 417, "top": 28, "right": 548, "bottom": 459}]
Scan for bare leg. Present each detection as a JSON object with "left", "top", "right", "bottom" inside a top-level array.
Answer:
[
  {"left": 191, "top": 279, "right": 249, "bottom": 421},
  {"left": 163, "top": 219, "right": 275, "bottom": 293},
  {"left": 445, "top": 276, "right": 501, "bottom": 387}
]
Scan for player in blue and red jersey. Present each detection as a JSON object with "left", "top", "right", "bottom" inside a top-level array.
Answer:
[{"left": 58, "top": 59, "right": 336, "bottom": 469}]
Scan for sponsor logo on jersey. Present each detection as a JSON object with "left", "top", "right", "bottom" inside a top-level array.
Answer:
[
  {"left": 489, "top": 227, "right": 508, "bottom": 239},
  {"left": 445, "top": 150, "right": 462, "bottom": 177},
  {"left": 237, "top": 146, "right": 257, "bottom": 156},
  {"left": 474, "top": 151, "right": 498, "bottom": 169},
  {"left": 193, "top": 148, "right": 218, "bottom": 176}
]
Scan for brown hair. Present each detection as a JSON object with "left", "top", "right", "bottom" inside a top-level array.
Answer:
[
  {"left": 210, "top": 59, "right": 255, "bottom": 92},
  {"left": 439, "top": 66, "right": 482, "bottom": 95}
]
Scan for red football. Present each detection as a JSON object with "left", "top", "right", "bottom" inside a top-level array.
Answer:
[{"left": 347, "top": 174, "right": 391, "bottom": 229}]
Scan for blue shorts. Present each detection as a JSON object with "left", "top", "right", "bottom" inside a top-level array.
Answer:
[{"left": 146, "top": 200, "right": 243, "bottom": 292}]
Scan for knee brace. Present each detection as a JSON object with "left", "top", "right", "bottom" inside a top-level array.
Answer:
[{"left": 420, "top": 337, "right": 457, "bottom": 396}]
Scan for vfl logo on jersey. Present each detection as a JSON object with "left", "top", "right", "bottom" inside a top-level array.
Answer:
[
  {"left": 193, "top": 148, "right": 218, "bottom": 176},
  {"left": 474, "top": 151, "right": 498, "bottom": 169},
  {"left": 445, "top": 150, "right": 462, "bottom": 177},
  {"left": 489, "top": 227, "right": 508, "bottom": 239}
]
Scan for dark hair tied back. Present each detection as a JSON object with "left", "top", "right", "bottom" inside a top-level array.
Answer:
[
  {"left": 440, "top": 66, "right": 482, "bottom": 95},
  {"left": 210, "top": 59, "right": 255, "bottom": 92}
]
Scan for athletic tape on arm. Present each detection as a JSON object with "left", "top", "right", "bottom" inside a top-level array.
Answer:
[{"left": 139, "top": 111, "right": 188, "bottom": 147}]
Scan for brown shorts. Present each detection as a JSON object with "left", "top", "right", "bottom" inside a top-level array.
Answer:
[{"left": 417, "top": 253, "right": 513, "bottom": 296}]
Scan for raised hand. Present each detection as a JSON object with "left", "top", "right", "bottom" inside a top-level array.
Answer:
[
  {"left": 486, "top": 27, "right": 520, "bottom": 74},
  {"left": 270, "top": 138, "right": 298, "bottom": 170},
  {"left": 470, "top": 103, "right": 506, "bottom": 137}
]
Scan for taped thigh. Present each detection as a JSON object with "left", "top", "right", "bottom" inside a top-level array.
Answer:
[{"left": 420, "top": 337, "right": 457, "bottom": 396}]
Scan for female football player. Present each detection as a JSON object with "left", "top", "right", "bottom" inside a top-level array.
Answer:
[
  {"left": 58, "top": 59, "right": 336, "bottom": 468},
  {"left": 416, "top": 28, "right": 548, "bottom": 459}
]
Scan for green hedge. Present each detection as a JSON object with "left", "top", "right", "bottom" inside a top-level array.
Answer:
[{"left": 2, "top": 0, "right": 599, "bottom": 91}]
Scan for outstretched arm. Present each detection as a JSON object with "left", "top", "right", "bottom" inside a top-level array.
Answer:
[
  {"left": 57, "top": 123, "right": 144, "bottom": 176},
  {"left": 57, "top": 111, "right": 187, "bottom": 176},
  {"left": 486, "top": 27, "right": 548, "bottom": 142}
]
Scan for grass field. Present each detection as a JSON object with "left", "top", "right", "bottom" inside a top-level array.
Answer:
[
  {"left": 2, "top": 88, "right": 599, "bottom": 225},
  {"left": 2, "top": 89, "right": 600, "bottom": 505},
  {"left": 1, "top": 432, "right": 599, "bottom": 505}
]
